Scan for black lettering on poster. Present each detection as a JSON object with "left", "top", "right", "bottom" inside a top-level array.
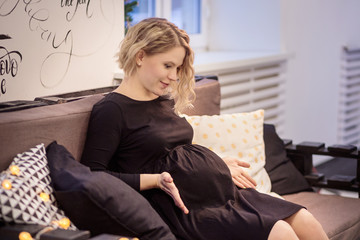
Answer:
[
  {"left": 0, "top": 35, "right": 23, "bottom": 97},
  {"left": 0, "top": 0, "right": 95, "bottom": 89}
]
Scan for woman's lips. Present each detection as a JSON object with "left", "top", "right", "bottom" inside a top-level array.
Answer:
[{"left": 160, "top": 82, "right": 169, "bottom": 88}]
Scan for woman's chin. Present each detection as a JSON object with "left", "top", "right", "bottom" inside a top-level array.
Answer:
[{"left": 155, "top": 88, "right": 171, "bottom": 96}]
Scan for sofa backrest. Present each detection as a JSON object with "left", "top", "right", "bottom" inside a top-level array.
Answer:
[{"left": 0, "top": 78, "right": 220, "bottom": 171}]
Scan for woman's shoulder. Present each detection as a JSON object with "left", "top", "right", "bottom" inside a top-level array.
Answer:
[
  {"left": 92, "top": 92, "right": 126, "bottom": 113},
  {"left": 93, "top": 92, "right": 174, "bottom": 111}
]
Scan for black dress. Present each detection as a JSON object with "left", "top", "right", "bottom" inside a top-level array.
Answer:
[{"left": 81, "top": 92, "right": 303, "bottom": 240}]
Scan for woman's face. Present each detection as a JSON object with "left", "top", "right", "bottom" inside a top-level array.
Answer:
[{"left": 135, "top": 46, "right": 186, "bottom": 98}]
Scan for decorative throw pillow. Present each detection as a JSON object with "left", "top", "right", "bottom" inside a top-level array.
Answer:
[
  {"left": 263, "top": 124, "right": 312, "bottom": 195},
  {"left": 0, "top": 143, "right": 75, "bottom": 230},
  {"left": 183, "top": 109, "right": 272, "bottom": 194},
  {"left": 46, "top": 141, "right": 176, "bottom": 240}
]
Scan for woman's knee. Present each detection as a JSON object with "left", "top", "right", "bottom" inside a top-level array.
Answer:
[
  {"left": 286, "top": 209, "right": 328, "bottom": 239},
  {"left": 289, "top": 209, "right": 322, "bottom": 228},
  {"left": 268, "top": 220, "right": 299, "bottom": 240}
]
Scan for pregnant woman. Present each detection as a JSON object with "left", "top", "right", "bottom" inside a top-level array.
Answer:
[{"left": 81, "top": 17, "right": 328, "bottom": 240}]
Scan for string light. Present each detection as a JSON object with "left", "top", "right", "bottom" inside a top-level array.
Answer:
[
  {"left": 1, "top": 179, "right": 12, "bottom": 190},
  {"left": 39, "top": 192, "right": 50, "bottom": 202},
  {"left": 19, "top": 231, "right": 33, "bottom": 240},
  {"left": 58, "top": 217, "right": 71, "bottom": 229},
  {"left": 9, "top": 165, "right": 20, "bottom": 176}
]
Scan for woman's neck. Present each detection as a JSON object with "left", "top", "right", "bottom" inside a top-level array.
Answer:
[{"left": 113, "top": 77, "right": 158, "bottom": 101}]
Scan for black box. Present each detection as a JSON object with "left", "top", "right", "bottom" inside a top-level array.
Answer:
[
  {"left": 328, "top": 144, "right": 357, "bottom": 154},
  {"left": 39, "top": 228, "right": 90, "bottom": 240},
  {"left": 296, "top": 141, "right": 325, "bottom": 151},
  {"left": 305, "top": 172, "right": 325, "bottom": 184},
  {"left": 327, "top": 174, "right": 356, "bottom": 187}
]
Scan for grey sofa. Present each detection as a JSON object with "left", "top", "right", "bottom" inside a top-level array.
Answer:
[{"left": 0, "top": 77, "right": 359, "bottom": 239}]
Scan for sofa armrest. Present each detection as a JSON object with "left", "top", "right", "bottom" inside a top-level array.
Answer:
[{"left": 284, "top": 141, "right": 360, "bottom": 198}]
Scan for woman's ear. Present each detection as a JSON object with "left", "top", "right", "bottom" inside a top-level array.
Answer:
[{"left": 136, "top": 50, "right": 145, "bottom": 66}]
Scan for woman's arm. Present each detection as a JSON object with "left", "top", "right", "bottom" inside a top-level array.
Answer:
[
  {"left": 81, "top": 101, "right": 140, "bottom": 190},
  {"left": 140, "top": 173, "right": 160, "bottom": 190},
  {"left": 141, "top": 172, "right": 189, "bottom": 214}
]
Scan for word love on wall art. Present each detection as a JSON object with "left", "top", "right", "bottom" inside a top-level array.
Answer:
[
  {"left": 0, "top": 0, "right": 122, "bottom": 102},
  {"left": 0, "top": 35, "right": 22, "bottom": 97}
]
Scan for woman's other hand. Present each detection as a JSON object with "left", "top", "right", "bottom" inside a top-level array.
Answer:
[
  {"left": 222, "top": 156, "right": 257, "bottom": 189},
  {"left": 157, "top": 172, "right": 189, "bottom": 214}
]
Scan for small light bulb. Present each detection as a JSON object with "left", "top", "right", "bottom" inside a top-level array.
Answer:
[
  {"left": 58, "top": 217, "right": 71, "bottom": 229},
  {"left": 1, "top": 179, "right": 12, "bottom": 190},
  {"left": 39, "top": 192, "right": 50, "bottom": 202},
  {"left": 9, "top": 165, "right": 20, "bottom": 176},
  {"left": 19, "top": 231, "right": 33, "bottom": 240}
]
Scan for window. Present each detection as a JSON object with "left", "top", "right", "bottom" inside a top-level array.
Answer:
[
  {"left": 170, "top": 0, "right": 201, "bottom": 34},
  {"left": 125, "top": 0, "right": 156, "bottom": 29},
  {"left": 124, "top": 0, "right": 207, "bottom": 51}
]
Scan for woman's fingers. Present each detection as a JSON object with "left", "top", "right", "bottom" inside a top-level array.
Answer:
[
  {"left": 227, "top": 164, "right": 257, "bottom": 187},
  {"left": 232, "top": 177, "right": 245, "bottom": 189},
  {"left": 222, "top": 156, "right": 251, "bottom": 169},
  {"left": 236, "top": 160, "right": 250, "bottom": 168},
  {"left": 221, "top": 157, "right": 258, "bottom": 189},
  {"left": 235, "top": 175, "right": 256, "bottom": 188},
  {"left": 230, "top": 166, "right": 257, "bottom": 188},
  {"left": 233, "top": 176, "right": 254, "bottom": 189},
  {"left": 159, "top": 172, "right": 189, "bottom": 214},
  {"left": 171, "top": 189, "right": 189, "bottom": 214},
  {"left": 241, "top": 171, "right": 257, "bottom": 187}
]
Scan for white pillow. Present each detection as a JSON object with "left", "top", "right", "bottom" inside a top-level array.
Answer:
[{"left": 183, "top": 109, "right": 272, "bottom": 194}]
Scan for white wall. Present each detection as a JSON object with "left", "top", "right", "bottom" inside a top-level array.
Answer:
[
  {"left": 281, "top": 0, "right": 360, "bottom": 145},
  {"left": 207, "top": 0, "right": 281, "bottom": 52},
  {"left": 0, "top": 1, "right": 123, "bottom": 102},
  {"left": 205, "top": 0, "right": 360, "bottom": 146}
]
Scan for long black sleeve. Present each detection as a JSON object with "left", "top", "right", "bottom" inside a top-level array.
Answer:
[{"left": 81, "top": 99, "right": 140, "bottom": 191}]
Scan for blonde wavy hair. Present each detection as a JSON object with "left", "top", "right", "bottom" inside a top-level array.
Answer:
[{"left": 117, "top": 18, "right": 195, "bottom": 114}]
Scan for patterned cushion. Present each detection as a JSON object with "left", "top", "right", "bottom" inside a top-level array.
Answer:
[
  {"left": 0, "top": 143, "right": 75, "bottom": 229},
  {"left": 183, "top": 110, "right": 273, "bottom": 194}
]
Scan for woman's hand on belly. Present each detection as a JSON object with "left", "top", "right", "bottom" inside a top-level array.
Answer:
[
  {"left": 157, "top": 172, "right": 189, "bottom": 214},
  {"left": 222, "top": 156, "right": 257, "bottom": 189},
  {"left": 140, "top": 172, "right": 189, "bottom": 214}
]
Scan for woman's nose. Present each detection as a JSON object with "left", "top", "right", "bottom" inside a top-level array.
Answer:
[{"left": 169, "top": 69, "right": 177, "bottom": 81}]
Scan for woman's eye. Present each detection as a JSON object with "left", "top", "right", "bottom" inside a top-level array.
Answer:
[{"left": 165, "top": 64, "right": 171, "bottom": 69}]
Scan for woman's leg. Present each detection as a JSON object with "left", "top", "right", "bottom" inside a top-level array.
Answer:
[
  {"left": 284, "top": 208, "right": 329, "bottom": 240},
  {"left": 268, "top": 220, "right": 299, "bottom": 240}
]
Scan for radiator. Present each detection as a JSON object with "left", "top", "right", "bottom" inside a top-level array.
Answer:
[
  {"left": 196, "top": 55, "right": 287, "bottom": 135},
  {"left": 338, "top": 46, "right": 360, "bottom": 145}
]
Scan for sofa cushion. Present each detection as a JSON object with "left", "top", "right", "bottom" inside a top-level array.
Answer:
[
  {"left": 184, "top": 109, "right": 272, "bottom": 194},
  {"left": 46, "top": 141, "right": 175, "bottom": 240},
  {"left": 283, "top": 192, "right": 360, "bottom": 240},
  {"left": 0, "top": 143, "right": 75, "bottom": 229},
  {"left": 182, "top": 78, "right": 221, "bottom": 116},
  {"left": 0, "top": 95, "right": 105, "bottom": 172},
  {"left": 263, "top": 124, "right": 311, "bottom": 195}
]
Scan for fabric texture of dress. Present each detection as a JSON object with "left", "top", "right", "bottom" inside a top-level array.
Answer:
[{"left": 81, "top": 92, "right": 303, "bottom": 240}]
